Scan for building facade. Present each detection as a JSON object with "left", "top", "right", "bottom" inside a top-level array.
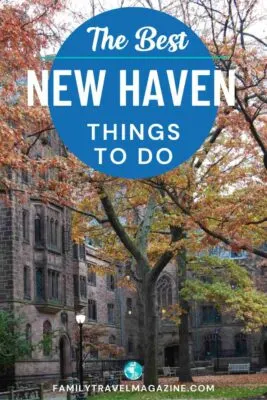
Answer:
[{"left": 0, "top": 131, "right": 267, "bottom": 387}]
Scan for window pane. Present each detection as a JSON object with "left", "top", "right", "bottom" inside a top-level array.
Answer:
[
  {"left": 24, "top": 266, "right": 31, "bottom": 299},
  {"left": 156, "top": 275, "right": 172, "bottom": 309},
  {"left": 88, "top": 299, "right": 97, "bottom": 321},
  {"left": 22, "top": 210, "right": 29, "bottom": 241},
  {"left": 36, "top": 268, "right": 44, "bottom": 299},
  {"left": 43, "top": 321, "right": 52, "bottom": 356},
  {"left": 35, "top": 215, "right": 42, "bottom": 244},
  {"left": 108, "top": 304, "right": 114, "bottom": 324},
  {"left": 107, "top": 274, "right": 115, "bottom": 291}
]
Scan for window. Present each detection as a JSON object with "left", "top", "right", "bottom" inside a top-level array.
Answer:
[
  {"left": 79, "top": 244, "right": 86, "bottom": 260},
  {"left": 48, "top": 269, "right": 59, "bottom": 300},
  {"left": 22, "top": 210, "right": 29, "bottom": 242},
  {"left": 23, "top": 266, "right": 31, "bottom": 299},
  {"left": 235, "top": 333, "right": 247, "bottom": 356},
  {"left": 50, "top": 218, "right": 54, "bottom": 246},
  {"left": 200, "top": 275, "right": 212, "bottom": 284},
  {"left": 204, "top": 333, "right": 221, "bottom": 357},
  {"left": 88, "top": 299, "right": 97, "bottom": 321},
  {"left": 109, "top": 335, "right": 116, "bottom": 358},
  {"left": 34, "top": 214, "right": 42, "bottom": 244},
  {"left": 55, "top": 220, "right": 58, "bottom": 247},
  {"left": 109, "top": 335, "right": 116, "bottom": 345},
  {"left": 80, "top": 276, "right": 87, "bottom": 298},
  {"left": 62, "top": 226, "right": 65, "bottom": 253},
  {"left": 43, "top": 320, "right": 52, "bottom": 356},
  {"left": 73, "top": 243, "right": 78, "bottom": 259},
  {"left": 230, "top": 250, "right": 247, "bottom": 258},
  {"left": 209, "top": 246, "right": 247, "bottom": 259},
  {"left": 88, "top": 267, "right": 96, "bottom": 286},
  {"left": 63, "top": 276, "right": 67, "bottom": 305},
  {"left": 47, "top": 216, "right": 50, "bottom": 245},
  {"left": 48, "top": 217, "right": 60, "bottom": 250},
  {"left": 89, "top": 349, "right": 98, "bottom": 359},
  {"left": 62, "top": 224, "right": 71, "bottom": 253},
  {"left": 73, "top": 275, "right": 79, "bottom": 297},
  {"left": 25, "top": 324, "right": 32, "bottom": 358},
  {"left": 157, "top": 275, "right": 172, "bottom": 308},
  {"left": 126, "top": 298, "right": 133, "bottom": 314},
  {"left": 21, "top": 170, "right": 29, "bottom": 184},
  {"left": 107, "top": 303, "right": 115, "bottom": 324},
  {"left": 202, "top": 306, "right": 221, "bottom": 324},
  {"left": 107, "top": 274, "right": 115, "bottom": 291},
  {"left": 36, "top": 268, "right": 44, "bottom": 299},
  {"left": 127, "top": 336, "right": 134, "bottom": 354}
]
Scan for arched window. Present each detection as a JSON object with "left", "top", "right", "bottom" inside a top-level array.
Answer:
[
  {"left": 22, "top": 210, "right": 29, "bottom": 241},
  {"left": 55, "top": 220, "right": 58, "bottom": 247},
  {"left": 157, "top": 275, "right": 172, "bottom": 308},
  {"left": 50, "top": 218, "right": 54, "bottom": 246},
  {"left": 43, "top": 320, "right": 52, "bottom": 356},
  {"left": 109, "top": 335, "right": 116, "bottom": 345},
  {"left": 235, "top": 333, "right": 247, "bottom": 356},
  {"left": 34, "top": 214, "right": 42, "bottom": 244},
  {"left": 204, "top": 333, "right": 221, "bottom": 357},
  {"left": 25, "top": 324, "right": 32, "bottom": 358},
  {"left": 47, "top": 216, "right": 50, "bottom": 245}
]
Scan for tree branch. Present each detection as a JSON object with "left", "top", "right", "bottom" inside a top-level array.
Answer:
[
  {"left": 98, "top": 185, "right": 150, "bottom": 268},
  {"left": 160, "top": 185, "right": 267, "bottom": 259},
  {"left": 68, "top": 205, "right": 109, "bottom": 224}
]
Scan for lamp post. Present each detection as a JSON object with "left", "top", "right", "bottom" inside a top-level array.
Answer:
[
  {"left": 214, "top": 328, "right": 220, "bottom": 373},
  {"left": 76, "top": 313, "right": 86, "bottom": 397}
]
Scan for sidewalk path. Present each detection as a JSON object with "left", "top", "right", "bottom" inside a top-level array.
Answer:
[{"left": 45, "top": 392, "right": 67, "bottom": 400}]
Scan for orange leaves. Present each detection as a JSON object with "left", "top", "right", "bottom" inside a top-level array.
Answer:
[
  {"left": 0, "top": 0, "right": 68, "bottom": 192},
  {"left": 72, "top": 323, "right": 125, "bottom": 358}
]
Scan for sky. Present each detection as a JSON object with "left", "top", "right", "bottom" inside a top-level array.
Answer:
[
  {"left": 6, "top": 0, "right": 266, "bottom": 53},
  {"left": 56, "top": 0, "right": 267, "bottom": 51}
]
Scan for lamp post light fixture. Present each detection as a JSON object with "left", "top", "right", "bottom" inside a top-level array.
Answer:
[
  {"left": 128, "top": 310, "right": 132, "bottom": 315},
  {"left": 76, "top": 313, "right": 86, "bottom": 399}
]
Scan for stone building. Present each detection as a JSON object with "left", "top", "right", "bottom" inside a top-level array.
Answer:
[
  {"left": 156, "top": 250, "right": 267, "bottom": 370},
  {"left": 0, "top": 130, "right": 267, "bottom": 386},
  {"left": 0, "top": 130, "right": 140, "bottom": 387}
]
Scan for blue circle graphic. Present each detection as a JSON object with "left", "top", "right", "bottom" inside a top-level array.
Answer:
[
  {"left": 124, "top": 361, "right": 143, "bottom": 380},
  {"left": 49, "top": 7, "right": 217, "bottom": 179}
]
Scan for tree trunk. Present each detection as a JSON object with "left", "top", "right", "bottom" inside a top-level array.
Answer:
[
  {"left": 177, "top": 249, "right": 193, "bottom": 382},
  {"left": 179, "top": 299, "right": 193, "bottom": 382},
  {"left": 143, "top": 278, "right": 158, "bottom": 387}
]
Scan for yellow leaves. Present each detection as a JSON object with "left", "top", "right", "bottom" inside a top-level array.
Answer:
[
  {"left": 117, "top": 276, "right": 137, "bottom": 292},
  {"left": 182, "top": 257, "right": 267, "bottom": 332},
  {"left": 161, "top": 304, "right": 183, "bottom": 326}
]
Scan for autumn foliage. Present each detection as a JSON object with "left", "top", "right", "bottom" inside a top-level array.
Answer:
[{"left": 0, "top": 0, "right": 267, "bottom": 387}]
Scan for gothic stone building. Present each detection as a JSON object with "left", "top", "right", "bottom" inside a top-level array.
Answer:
[
  {"left": 0, "top": 130, "right": 140, "bottom": 386},
  {"left": 157, "top": 254, "right": 267, "bottom": 370},
  {"left": 0, "top": 131, "right": 267, "bottom": 385}
]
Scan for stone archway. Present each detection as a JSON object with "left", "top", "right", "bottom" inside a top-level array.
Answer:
[{"left": 59, "top": 335, "right": 72, "bottom": 379}]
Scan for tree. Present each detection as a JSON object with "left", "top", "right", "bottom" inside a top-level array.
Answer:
[
  {"left": 0, "top": 311, "right": 32, "bottom": 367},
  {"left": 72, "top": 323, "right": 125, "bottom": 378},
  {"left": 1, "top": 0, "right": 266, "bottom": 387},
  {"left": 72, "top": 323, "right": 125, "bottom": 360}
]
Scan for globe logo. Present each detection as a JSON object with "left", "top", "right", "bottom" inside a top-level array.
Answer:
[{"left": 124, "top": 361, "right": 143, "bottom": 380}]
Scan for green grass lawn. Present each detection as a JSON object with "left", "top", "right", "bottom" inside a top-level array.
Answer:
[{"left": 92, "top": 386, "right": 267, "bottom": 399}]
